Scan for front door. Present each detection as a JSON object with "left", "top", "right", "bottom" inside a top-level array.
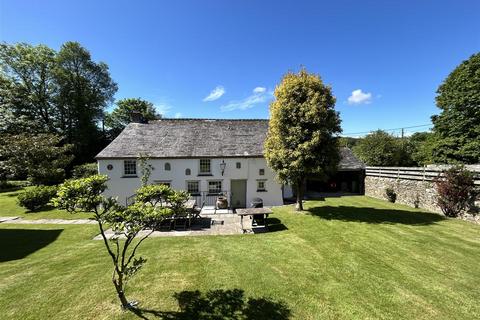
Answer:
[{"left": 230, "top": 179, "right": 247, "bottom": 208}]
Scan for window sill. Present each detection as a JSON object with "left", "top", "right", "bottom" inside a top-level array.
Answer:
[
  {"left": 122, "top": 175, "right": 138, "bottom": 178},
  {"left": 257, "top": 190, "right": 267, "bottom": 192},
  {"left": 198, "top": 174, "right": 213, "bottom": 176}
]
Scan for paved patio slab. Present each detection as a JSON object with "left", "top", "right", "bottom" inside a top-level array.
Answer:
[
  {"left": 0, "top": 217, "right": 96, "bottom": 225},
  {"left": 93, "top": 213, "right": 255, "bottom": 240}
]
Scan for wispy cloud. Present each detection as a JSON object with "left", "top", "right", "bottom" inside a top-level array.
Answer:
[
  {"left": 154, "top": 103, "right": 172, "bottom": 116},
  {"left": 253, "top": 87, "right": 266, "bottom": 93},
  {"left": 203, "top": 86, "right": 225, "bottom": 102},
  {"left": 220, "top": 87, "right": 272, "bottom": 112},
  {"left": 347, "top": 89, "right": 373, "bottom": 105},
  {"left": 174, "top": 112, "right": 182, "bottom": 118}
]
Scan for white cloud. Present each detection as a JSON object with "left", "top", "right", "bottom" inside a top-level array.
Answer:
[
  {"left": 348, "top": 89, "right": 373, "bottom": 105},
  {"left": 203, "top": 86, "right": 225, "bottom": 102},
  {"left": 220, "top": 87, "right": 272, "bottom": 112},
  {"left": 174, "top": 112, "right": 182, "bottom": 118},
  {"left": 154, "top": 103, "right": 172, "bottom": 116}
]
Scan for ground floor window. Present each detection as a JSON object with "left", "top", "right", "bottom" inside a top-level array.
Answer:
[
  {"left": 257, "top": 179, "right": 267, "bottom": 192},
  {"left": 186, "top": 181, "right": 200, "bottom": 195},
  {"left": 208, "top": 180, "right": 222, "bottom": 194},
  {"left": 154, "top": 180, "right": 171, "bottom": 187}
]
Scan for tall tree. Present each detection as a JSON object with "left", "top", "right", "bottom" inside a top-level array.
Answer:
[
  {"left": 0, "top": 43, "right": 57, "bottom": 133},
  {"left": 54, "top": 42, "right": 118, "bottom": 162},
  {"left": 0, "top": 42, "right": 117, "bottom": 163},
  {"left": 431, "top": 53, "right": 480, "bottom": 164},
  {"left": 105, "top": 98, "right": 159, "bottom": 139},
  {"left": 264, "top": 69, "right": 342, "bottom": 211}
]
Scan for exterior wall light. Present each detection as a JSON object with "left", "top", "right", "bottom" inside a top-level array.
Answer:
[{"left": 220, "top": 160, "right": 226, "bottom": 176}]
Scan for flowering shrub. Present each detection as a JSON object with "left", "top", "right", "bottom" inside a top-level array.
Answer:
[{"left": 435, "top": 166, "right": 475, "bottom": 217}]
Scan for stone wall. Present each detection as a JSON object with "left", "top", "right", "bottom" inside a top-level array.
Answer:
[{"left": 365, "top": 176, "right": 441, "bottom": 213}]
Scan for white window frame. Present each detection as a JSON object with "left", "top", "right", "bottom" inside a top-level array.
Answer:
[
  {"left": 123, "top": 160, "right": 137, "bottom": 176},
  {"left": 186, "top": 180, "right": 200, "bottom": 195},
  {"left": 208, "top": 180, "right": 222, "bottom": 194},
  {"left": 199, "top": 159, "right": 211, "bottom": 175},
  {"left": 257, "top": 179, "right": 267, "bottom": 192},
  {"left": 154, "top": 180, "right": 172, "bottom": 187}
]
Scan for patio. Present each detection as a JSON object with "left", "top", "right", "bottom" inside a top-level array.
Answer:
[{"left": 93, "top": 212, "right": 245, "bottom": 239}]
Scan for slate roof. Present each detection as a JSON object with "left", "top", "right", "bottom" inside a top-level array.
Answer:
[
  {"left": 96, "top": 119, "right": 269, "bottom": 159},
  {"left": 338, "top": 147, "right": 365, "bottom": 170},
  {"left": 96, "top": 118, "right": 365, "bottom": 170}
]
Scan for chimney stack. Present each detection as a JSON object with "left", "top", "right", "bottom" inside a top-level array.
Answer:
[{"left": 130, "top": 110, "right": 146, "bottom": 123}]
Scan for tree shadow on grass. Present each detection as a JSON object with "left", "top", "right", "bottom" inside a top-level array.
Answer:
[
  {"left": 307, "top": 206, "right": 445, "bottom": 225},
  {"left": 0, "top": 228, "right": 63, "bottom": 262},
  {"left": 130, "top": 289, "right": 291, "bottom": 320}
]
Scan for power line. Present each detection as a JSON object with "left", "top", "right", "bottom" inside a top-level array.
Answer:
[{"left": 342, "top": 124, "right": 432, "bottom": 136}]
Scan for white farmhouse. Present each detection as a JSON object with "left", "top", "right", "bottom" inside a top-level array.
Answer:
[{"left": 96, "top": 118, "right": 285, "bottom": 208}]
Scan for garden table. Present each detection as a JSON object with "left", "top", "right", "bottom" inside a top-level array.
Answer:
[{"left": 236, "top": 207, "right": 272, "bottom": 233}]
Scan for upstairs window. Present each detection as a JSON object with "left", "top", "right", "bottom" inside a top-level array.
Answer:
[
  {"left": 165, "top": 162, "right": 171, "bottom": 171},
  {"left": 199, "top": 159, "right": 211, "bottom": 175},
  {"left": 185, "top": 168, "right": 191, "bottom": 175},
  {"left": 123, "top": 160, "right": 137, "bottom": 176},
  {"left": 236, "top": 162, "right": 241, "bottom": 169},
  {"left": 259, "top": 168, "right": 265, "bottom": 176},
  {"left": 208, "top": 180, "right": 222, "bottom": 194}
]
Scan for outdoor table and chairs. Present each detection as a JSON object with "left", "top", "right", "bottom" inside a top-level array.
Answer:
[
  {"left": 155, "top": 199, "right": 198, "bottom": 231},
  {"left": 236, "top": 207, "right": 273, "bottom": 233}
]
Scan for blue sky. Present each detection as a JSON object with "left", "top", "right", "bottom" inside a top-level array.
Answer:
[{"left": 1, "top": 0, "right": 479, "bottom": 136}]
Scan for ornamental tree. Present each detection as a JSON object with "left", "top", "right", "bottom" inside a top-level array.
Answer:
[
  {"left": 264, "top": 69, "right": 342, "bottom": 211},
  {"left": 53, "top": 175, "right": 186, "bottom": 309},
  {"left": 431, "top": 53, "right": 480, "bottom": 164}
]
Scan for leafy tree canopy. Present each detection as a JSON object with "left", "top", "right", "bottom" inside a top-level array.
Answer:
[
  {"left": 0, "top": 133, "right": 73, "bottom": 185},
  {"left": 352, "top": 130, "right": 403, "bottom": 166},
  {"left": 431, "top": 53, "right": 480, "bottom": 164},
  {"left": 105, "top": 98, "right": 159, "bottom": 139},
  {"left": 264, "top": 69, "right": 342, "bottom": 210},
  {"left": 0, "top": 42, "right": 117, "bottom": 163}
]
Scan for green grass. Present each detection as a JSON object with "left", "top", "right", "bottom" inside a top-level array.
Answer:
[
  {"left": 0, "top": 196, "right": 479, "bottom": 319},
  {"left": 0, "top": 188, "right": 92, "bottom": 220}
]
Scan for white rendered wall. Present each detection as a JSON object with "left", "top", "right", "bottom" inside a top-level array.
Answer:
[{"left": 97, "top": 157, "right": 283, "bottom": 207}]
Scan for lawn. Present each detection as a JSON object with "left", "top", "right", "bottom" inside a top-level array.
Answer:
[
  {"left": 0, "top": 188, "right": 92, "bottom": 220},
  {"left": 0, "top": 196, "right": 479, "bottom": 319}
]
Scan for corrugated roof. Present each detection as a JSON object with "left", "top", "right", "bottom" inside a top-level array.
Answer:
[{"left": 96, "top": 118, "right": 365, "bottom": 170}]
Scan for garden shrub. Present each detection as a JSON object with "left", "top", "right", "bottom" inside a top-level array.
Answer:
[
  {"left": 435, "top": 166, "right": 475, "bottom": 217},
  {"left": 385, "top": 188, "right": 397, "bottom": 203},
  {"left": 18, "top": 185, "right": 58, "bottom": 211},
  {"left": 72, "top": 163, "right": 98, "bottom": 178}
]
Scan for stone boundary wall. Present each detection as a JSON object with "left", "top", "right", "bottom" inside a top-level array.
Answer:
[
  {"left": 365, "top": 176, "right": 441, "bottom": 213},
  {"left": 365, "top": 166, "right": 480, "bottom": 216}
]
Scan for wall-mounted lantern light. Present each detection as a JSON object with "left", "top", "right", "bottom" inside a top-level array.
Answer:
[{"left": 220, "top": 160, "right": 226, "bottom": 176}]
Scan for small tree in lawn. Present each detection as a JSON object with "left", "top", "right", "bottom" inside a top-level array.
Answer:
[
  {"left": 264, "top": 69, "right": 342, "bottom": 211},
  {"left": 435, "top": 166, "right": 476, "bottom": 217},
  {"left": 53, "top": 175, "right": 187, "bottom": 309}
]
